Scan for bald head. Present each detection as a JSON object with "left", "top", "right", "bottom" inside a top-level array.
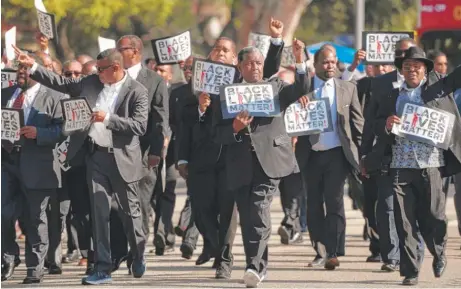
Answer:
[
  {"left": 314, "top": 47, "right": 337, "bottom": 80},
  {"left": 76, "top": 54, "right": 94, "bottom": 65},
  {"left": 82, "top": 60, "right": 97, "bottom": 76},
  {"left": 35, "top": 51, "right": 53, "bottom": 71}
]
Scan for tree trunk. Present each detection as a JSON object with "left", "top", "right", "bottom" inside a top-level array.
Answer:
[{"left": 54, "top": 18, "right": 75, "bottom": 61}]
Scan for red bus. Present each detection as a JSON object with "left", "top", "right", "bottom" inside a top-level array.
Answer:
[{"left": 417, "top": 0, "right": 461, "bottom": 69}]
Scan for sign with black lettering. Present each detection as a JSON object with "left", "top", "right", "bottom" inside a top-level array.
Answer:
[
  {"left": 1, "top": 69, "right": 17, "bottom": 89},
  {"left": 36, "top": 10, "right": 57, "bottom": 41},
  {"left": 54, "top": 136, "right": 71, "bottom": 171},
  {"left": 284, "top": 98, "right": 333, "bottom": 136},
  {"left": 248, "top": 32, "right": 271, "bottom": 57},
  {"left": 392, "top": 102, "right": 455, "bottom": 150},
  {"left": 192, "top": 59, "right": 237, "bottom": 95},
  {"left": 61, "top": 98, "right": 92, "bottom": 132},
  {"left": 1, "top": 108, "right": 23, "bottom": 143},
  {"left": 220, "top": 82, "right": 280, "bottom": 119},
  {"left": 281, "top": 46, "right": 296, "bottom": 67},
  {"left": 151, "top": 31, "right": 191, "bottom": 64},
  {"left": 362, "top": 31, "right": 414, "bottom": 64}
]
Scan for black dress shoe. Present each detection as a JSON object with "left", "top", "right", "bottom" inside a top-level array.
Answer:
[
  {"left": 366, "top": 253, "right": 382, "bottom": 263},
  {"left": 381, "top": 260, "right": 399, "bottom": 272},
  {"left": 48, "top": 265, "right": 63, "bottom": 275},
  {"left": 111, "top": 255, "right": 128, "bottom": 273},
  {"left": 432, "top": 256, "right": 447, "bottom": 278},
  {"left": 126, "top": 254, "right": 133, "bottom": 275},
  {"left": 14, "top": 257, "right": 21, "bottom": 268},
  {"left": 22, "top": 275, "right": 43, "bottom": 284},
  {"left": 180, "top": 243, "right": 194, "bottom": 260},
  {"left": 85, "top": 263, "right": 95, "bottom": 275},
  {"left": 307, "top": 256, "right": 325, "bottom": 267},
  {"left": 402, "top": 276, "right": 418, "bottom": 286},
  {"left": 1, "top": 262, "right": 15, "bottom": 281},
  {"left": 195, "top": 253, "right": 212, "bottom": 266}
]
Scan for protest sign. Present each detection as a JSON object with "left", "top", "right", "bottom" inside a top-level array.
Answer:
[
  {"left": 192, "top": 59, "right": 237, "bottom": 95},
  {"left": 284, "top": 98, "right": 333, "bottom": 137},
  {"left": 1, "top": 69, "right": 17, "bottom": 89},
  {"left": 392, "top": 101, "right": 455, "bottom": 150},
  {"left": 54, "top": 136, "right": 71, "bottom": 171},
  {"left": 61, "top": 98, "right": 92, "bottom": 132},
  {"left": 1, "top": 108, "right": 23, "bottom": 143},
  {"left": 98, "top": 36, "right": 116, "bottom": 52},
  {"left": 151, "top": 31, "right": 191, "bottom": 64},
  {"left": 220, "top": 82, "right": 280, "bottom": 119},
  {"left": 362, "top": 31, "right": 414, "bottom": 64},
  {"left": 281, "top": 46, "right": 296, "bottom": 67},
  {"left": 5, "top": 26, "right": 16, "bottom": 61},
  {"left": 248, "top": 32, "right": 271, "bottom": 57},
  {"left": 36, "top": 10, "right": 58, "bottom": 41}
]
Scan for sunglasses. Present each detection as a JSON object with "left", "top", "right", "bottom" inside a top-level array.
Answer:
[
  {"left": 64, "top": 71, "right": 82, "bottom": 78},
  {"left": 97, "top": 64, "right": 114, "bottom": 73},
  {"left": 182, "top": 65, "right": 193, "bottom": 72}
]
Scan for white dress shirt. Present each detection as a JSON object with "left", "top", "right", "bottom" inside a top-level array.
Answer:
[
  {"left": 127, "top": 62, "right": 142, "bottom": 80},
  {"left": 7, "top": 84, "right": 41, "bottom": 123},
  {"left": 311, "top": 75, "right": 342, "bottom": 151},
  {"left": 89, "top": 72, "right": 128, "bottom": 147}
]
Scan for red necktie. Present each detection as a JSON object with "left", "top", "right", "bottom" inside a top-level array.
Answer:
[{"left": 12, "top": 92, "right": 25, "bottom": 109}]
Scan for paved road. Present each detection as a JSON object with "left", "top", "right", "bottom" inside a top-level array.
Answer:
[{"left": 3, "top": 182, "right": 460, "bottom": 288}]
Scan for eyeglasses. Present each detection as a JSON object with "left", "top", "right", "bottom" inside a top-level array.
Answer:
[
  {"left": 402, "top": 64, "right": 424, "bottom": 72},
  {"left": 118, "top": 46, "right": 135, "bottom": 52},
  {"left": 97, "top": 64, "right": 114, "bottom": 73},
  {"left": 64, "top": 71, "right": 82, "bottom": 78},
  {"left": 182, "top": 65, "right": 193, "bottom": 72}
]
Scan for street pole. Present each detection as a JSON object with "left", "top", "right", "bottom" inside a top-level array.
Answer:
[{"left": 355, "top": 0, "right": 365, "bottom": 49}]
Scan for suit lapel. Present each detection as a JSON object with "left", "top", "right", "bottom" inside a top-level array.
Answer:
[{"left": 113, "top": 76, "right": 132, "bottom": 113}]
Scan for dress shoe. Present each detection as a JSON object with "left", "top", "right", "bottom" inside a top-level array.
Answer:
[
  {"left": 195, "top": 252, "right": 212, "bottom": 266},
  {"left": 78, "top": 258, "right": 88, "bottom": 266},
  {"left": 48, "top": 265, "right": 63, "bottom": 275},
  {"left": 402, "top": 276, "right": 418, "bottom": 286},
  {"left": 174, "top": 225, "right": 185, "bottom": 237},
  {"left": 366, "top": 253, "right": 381, "bottom": 263},
  {"left": 62, "top": 250, "right": 79, "bottom": 263},
  {"left": 1, "top": 262, "right": 15, "bottom": 281},
  {"left": 180, "top": 243, "right": 194, "bottom": 260},
  {"left": 131, "top": 259, "right": 146, "bottom": 278},
  {"left": 85, "top": 263, "right": 95, "bottom": 276},
  {"left": 278, "top": 226, "right": 303, "bottom": 245},
  {"left": 22, "top": 275, "right": 43, "bottom": 284},
  {"left": 14, "top": 257, "right": 21, "bottom": 268},
  {"left": 381, "top": 260, "right": 399, "bottom": 272},
  {"left": 82, "top": 271, "right": 112, "bottom": 285},
  {"left": 324, "top": 257, "right": 340, "bottom": 270},
  {"left": 215, "top": 265, "right": 232, "bottom": 279},
  {"left": 432, "top": 256, "right": 447, "bottom": 278},
  {"left": 307, "top": 256, "right": 325, "bottom": 267},
  {"left": 111, "top": 255, "right": 128, "bottom": 273},
  {"left": 126, "top": 254, "right": 133, "bottom": 275}
]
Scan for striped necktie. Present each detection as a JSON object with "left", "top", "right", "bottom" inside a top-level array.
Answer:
[{"left": 12, "top": 91, "right": 25, "bottom": 109}]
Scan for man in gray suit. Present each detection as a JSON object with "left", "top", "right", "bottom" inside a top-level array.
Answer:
[
  {"left": 14, "top": 47, "right": 149, "bottom": 285},
  {"left": 295, "top": 46, "right": 364, "bottom": 270},
  {"left": 212, "top": 40, "right": 310, "bottom": 288},
  {"left": 1, "top": 55, "right": 65, "bottom": 284}
]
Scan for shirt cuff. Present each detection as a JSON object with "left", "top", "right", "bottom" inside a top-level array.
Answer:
[
  {"left": 198, "top": 107, "right": 206, "bottom": 117},
  {"left": 29, "top": 62, "right": 39, "bottom": 74},
  {"left": 270, "top": 37, "right": 283, "bottom": 46},
  {"left": 295, "top": 62, "right": 307, "bottom": 74},
  {"left": 103, "top": 113, "right": 111, "bottom": 126},
  {"left": 385, "top": 126, "right": 392, "bottom": 135},
  {"left": 178, "top": 160, "right": 188, "bottom": 165},
  {"left": 233, "top": 133, "right": 243, "bottom": 142}
]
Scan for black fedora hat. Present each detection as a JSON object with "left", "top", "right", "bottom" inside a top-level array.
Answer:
[{"left": 394, "top": 46, "right": 434, "bottom": 73}]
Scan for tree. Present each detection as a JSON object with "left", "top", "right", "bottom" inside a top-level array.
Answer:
[{"left": 2, "top": 0, "right": 178, "bottom": 60}]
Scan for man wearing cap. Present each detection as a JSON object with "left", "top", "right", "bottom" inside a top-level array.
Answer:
[{"left": 373, "top": 47, "right": 461, "bottom": 285}]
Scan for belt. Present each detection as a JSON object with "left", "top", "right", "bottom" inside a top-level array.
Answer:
[
  {"left": 311, "top": 146, "right": 342, "bottom": 153},
  {"left": 94, "top": 144, "right": 114, "bottom": 153}
]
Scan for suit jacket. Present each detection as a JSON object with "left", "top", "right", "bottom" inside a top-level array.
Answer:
[
  {"left": 213, "top": 73, "right": 310, "bottom": 190},
  {"left": 295, "top": 77, "right": 364, "bottom": 172},
  {"left": 371, "top": 66, "right": 461, "bottom": 177},
  {"left": 1, "top": 84, "right": 65, "bottom": 189},
  {"left": 177, "top": 41, "right": 284, "bottom": 172},
  {"left": 136, "top": 66, "right": 169, "bottom": 167},
  {"left": 30, "top": 65, "right": 149, "bottom": 183}
]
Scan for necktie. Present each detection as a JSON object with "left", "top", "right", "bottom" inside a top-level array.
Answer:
[{"left": 12, "top": 92, "right": 25, "bottom": 109}]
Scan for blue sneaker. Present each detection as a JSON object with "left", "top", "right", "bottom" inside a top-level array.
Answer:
[
  {"left": 82, "top": 271, "right": 112, "bottom": 285},
  {"left": 131, "top": 259, "right": 146, "bottom": 278}
]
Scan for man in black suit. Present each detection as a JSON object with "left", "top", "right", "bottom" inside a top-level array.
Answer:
[
  {"left": 109, "top": 35, "right": 169, "bottom": 271},
  {"left": 1, "top": 55, "right": 66, "bottom": 283},
  {"left": 14, "top": 47, "right": 149, "bottom": 285},
  {"left": 212, "top": 40, "right": 310, "bottom": 288},
  {"left": 373, "top": 48, "right": 461, "bottom": 285}
]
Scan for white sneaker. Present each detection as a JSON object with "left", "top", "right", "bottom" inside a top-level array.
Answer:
[{"left": 243, "top": 269, "right": 261, "bottom": 288}]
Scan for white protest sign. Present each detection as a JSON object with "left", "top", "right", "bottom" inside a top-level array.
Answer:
[
  {"left": 1, "top": 108, "right": 23, "bottom": 143},
  {"left": 284, "top": 98, "right": 333, "bottom": 137},
  {"left": 5, "top": 27, "right": 16, "bottom": 61},
  {"left": 54, "top": 137, "right": 71, "bottom": 171},
  {"left": 61, "top": 98, "right": 92, "bottom": 132},
  {"left": 98, "top": 36, "right": 116, "bottom": 52},
  {"left": 37, "top": 10, "right": 57, "bottom": 40},
  {"left": 248, "top": 32, "right": 271, "bottom": 57},
  {"left": 281, "top": 46, "right": 296, "bottom": 67},
  {"left": 151, "top": 31, "right": 191, "bottom": 64},
  {"left": 220, "top": 82, "right": 280, "bottom": 119},
  {"left": 35, "top": 0, "right": 48, "bottom": 12},
  {"left": 392, "top": 102, "right": 455, "bottom": 150},
  {"left": 1, "top": 69, "right": 17, "bottom": 89},
  {"left": 192, "top": 59, "right": 237, "bottom": 95},
  {"left": 362, "top": 31, "right": 414, "bottom": 64}
]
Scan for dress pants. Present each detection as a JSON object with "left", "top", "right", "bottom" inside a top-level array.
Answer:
[
  {"left": 279, "top": 173, "right": 303, "bottom": 236},
  {"left": 391, "top": 168, "right": 447, "bottom": 278},
  {"left": 87, "top": 151, "right": 146, "bottom": 274},
  {"left": 303, "top": 147, "right": 349, "bottom": 258},
  {"left": 178, "top": 194, "right": 200, "bottom": 249},
  {"left": 234, "top": 153, "right": 279, "bottom": 275},
  {"left": 362, "top": 176, "right": 380, "bottom": 256}
]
